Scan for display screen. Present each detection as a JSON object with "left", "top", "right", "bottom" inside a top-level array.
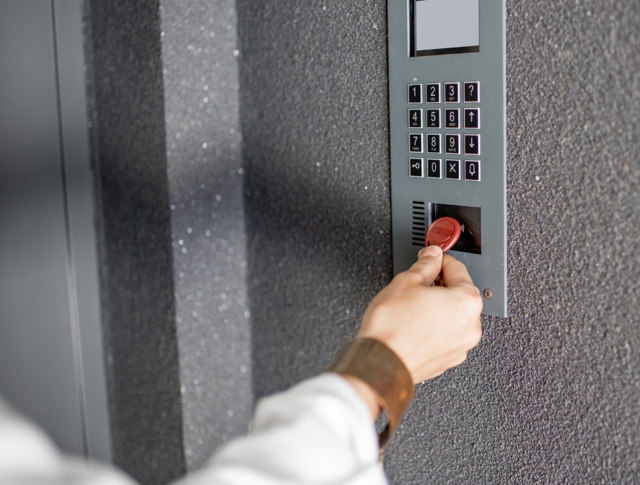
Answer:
[{"left": 410, "top": 0, "right": 480, "bottom": 57}]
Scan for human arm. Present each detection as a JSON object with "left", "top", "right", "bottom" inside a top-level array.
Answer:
[
  {"left": 0, "top": 246, "right": 481, "bottom": 485},
  {"left": 343, "top": 245, "right": 484, "bottom": 420}
]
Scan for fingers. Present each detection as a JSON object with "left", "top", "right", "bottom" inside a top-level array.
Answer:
[
  {"left": 441, "top": 254, "right": 476, "bottom": 292},
  {"left": 406, "top": 246, "right": 443, "bottom": 286}
]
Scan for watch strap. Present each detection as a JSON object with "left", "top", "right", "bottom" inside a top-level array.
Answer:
[{"left": 328, "top": 338, "right": 414, "bottom": 449}]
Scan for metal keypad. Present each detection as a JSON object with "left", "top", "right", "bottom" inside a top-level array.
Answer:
[{"left": 407, "top": 81, "right": 482, "bottom": 183}]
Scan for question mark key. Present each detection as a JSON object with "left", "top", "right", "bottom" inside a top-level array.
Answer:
[{"left": 464, "top": 82, "right": 480, "bottom": 103}]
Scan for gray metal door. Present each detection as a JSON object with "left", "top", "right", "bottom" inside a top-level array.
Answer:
[{"left": 0, "top": 0, "right": 111, "bottom": 462}]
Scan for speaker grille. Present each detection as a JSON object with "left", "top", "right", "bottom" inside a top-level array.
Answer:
[{"left": 411, "top": 201, "right": 426, "bottom": 247}]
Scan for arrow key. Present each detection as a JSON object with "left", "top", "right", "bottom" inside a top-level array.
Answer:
[
  {"left": 464, "top": 134, "right": 481, "bottom": 155},
  {"left": 465, "top": 161, "right": 481, "bottom": 182},
  {"left": 464, "top": 108, "right": 480, "bottom": 129}
]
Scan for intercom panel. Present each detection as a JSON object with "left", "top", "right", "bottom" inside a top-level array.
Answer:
[{"left": 388, "top": 0, "right": 507, "bottom": 317}]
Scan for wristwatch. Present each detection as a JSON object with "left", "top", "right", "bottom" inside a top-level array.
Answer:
[{"left": 328, "top": 338, "right": 414, "bottom": 449}]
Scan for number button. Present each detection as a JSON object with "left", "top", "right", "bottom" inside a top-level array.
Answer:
[
  {"left": 409, "top": 134, "right": 423, "bottom": 153},
  {"left": 445, "top": 109, "right": 459, "bottom": 129},
  {"left": 427, "top": 134, "right": 441, "bottom": 154},
  {"left": 408, "top": 84, "right": 422, "bottom": 104},
  {"left": 427, "top": 159, "right": 442, "bottom": 179},
  {"left": 409, "top": 109, "right": 423, "bottom": 128},
  {"left": 446, "top": 160, "right": 461, "bottom": 180},
  {"left": 444, "top": 82, "right": 459, "bottom": 103},
  {"left": 426, "top": 109, "right": 440, "bottom": 128},
  {"left": 464, "top": 108, "right": 480, "bottom": 129},
  {"left": 445, "top": 134, "right": 460, "bottom": 154},
  {"left": 426, "top": 83, "right": 441, "bottom": 103},
  {"left": 464, "top": 82, "right": 480, "bottom": 102},
  {"left": 465, "top": 161, "right": 481, "bottom": 181},
  {"left": 464, "top": 134, "right": 480, "bottom": 155},
  {"left": 409, "top": 158, "right": 424, "bottom": 178}
]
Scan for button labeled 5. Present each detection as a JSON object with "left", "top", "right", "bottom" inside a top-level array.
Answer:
[{"left": 426, "top": 109, "right": 440, "bottom": 128}]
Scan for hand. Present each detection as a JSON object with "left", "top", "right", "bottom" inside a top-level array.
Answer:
[{"left": 357, "top": 246, "right": 483, "bottom": 385}]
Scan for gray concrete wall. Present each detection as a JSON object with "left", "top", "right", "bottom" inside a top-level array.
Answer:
[
  {"left": 159, "top": 0, "right": 252, "bottom": 471},
  {"left": 237, "top": 0, "right": 640, "bottom": 483},
  {"left": 86, "top": 0, "right": 640, "bottom": 483},
  {"left": 236, "top": 0, "right": 393, "bottom": 400},
  {"left": 84, "top": 1, "right": 186, "bottom": 483}
]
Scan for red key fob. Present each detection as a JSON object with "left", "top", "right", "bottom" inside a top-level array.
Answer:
[{"left": 425, "top": 217, "right": 461, "bottom": 253}]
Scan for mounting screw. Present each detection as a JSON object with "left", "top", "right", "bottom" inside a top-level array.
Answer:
[{"left": 483, "top": 289, "right": 493, "bottom": 300}]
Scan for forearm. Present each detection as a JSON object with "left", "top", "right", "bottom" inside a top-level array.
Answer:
[{"left": 179, "top": 374, "right": 387, "bottom": 485}]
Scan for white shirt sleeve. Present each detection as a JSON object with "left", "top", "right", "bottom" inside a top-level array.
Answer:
[
  {"left": 0, "top": 398, "right": 136, "bottom": 485},
  {"left": 179, "top": 373, "right": 388, "bottom": 485},
  {"left": 0, "top": 374, "right": 388, "bottom": 485}
]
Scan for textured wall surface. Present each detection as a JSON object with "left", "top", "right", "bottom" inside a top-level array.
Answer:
[
  {"left": 86, "top": 0, "right": 640, "bottom": 483},
  {"left": 84, "top": 1, "right": 186, "bottom": 483},
  {"left": 159, "top": 0, "right": 252, "bottom": 471},
  {"left": 236, "top": 0, "right": 393, "bottom": 400},
  {"left": 236, "top": 0, "right": 640, "bottom": 484}
]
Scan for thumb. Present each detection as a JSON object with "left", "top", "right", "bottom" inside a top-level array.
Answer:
[{"left": 407, "top": 245, "right": 443, "bottom": 285}]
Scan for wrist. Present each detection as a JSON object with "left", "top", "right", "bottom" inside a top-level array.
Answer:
[
  {"left": 327, "top": 338, "right": 415, "bottom": 448},
  {"left": 342, "top": 374, "right": 382, "bottom": 420}
]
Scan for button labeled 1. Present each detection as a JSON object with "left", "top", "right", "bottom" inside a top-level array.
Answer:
[{"left": 408, "top": 84, "right": 422, "bottom": 103}]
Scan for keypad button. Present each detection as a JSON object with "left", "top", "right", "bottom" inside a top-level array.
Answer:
[
  {"left": 465, "top": 161, "right": 481, "bottom": 181},
  {"left": 409, "top": 158, "right": 424, "bottom": 178},
  {"left": 409, "top": 134, "right": 423, "bottom": 153},
  {"left": 427, "top": 159, "right": 442, "bottom": 179},
  {"left": 464, "top": 82, "right": 480, "bottom": 102},
  {"left": 445, "top": 109, "right": 459, "bottom": 128},
  {"left": 445, "top": 160, "right": 461, "bottom": 180},
  {"left": 464, "top": 134, "right": 480, "bottom": 155},
  {"left": 409, "top": 109, "right": 423, "bottom": 128},
  {"left": 408, "top": 84, "right": 422, "bottom": 104},
  {"left": 426, "top": 109, "right": 441, "bottom": 128},
  {"left": 464, "top": 108, "right": 480, "bottom": 129},
  {"left": 425, "top": 83, "right": 441, "bottom": 103},
  {"left": 445, "top": 134, "right": 460, "bottom": 154},
  {"left": 427, "top": 134, "right": 441, "bottom": 153},
  {"left": 444, "top": 82, "right": 459, "bottom": 103}
]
